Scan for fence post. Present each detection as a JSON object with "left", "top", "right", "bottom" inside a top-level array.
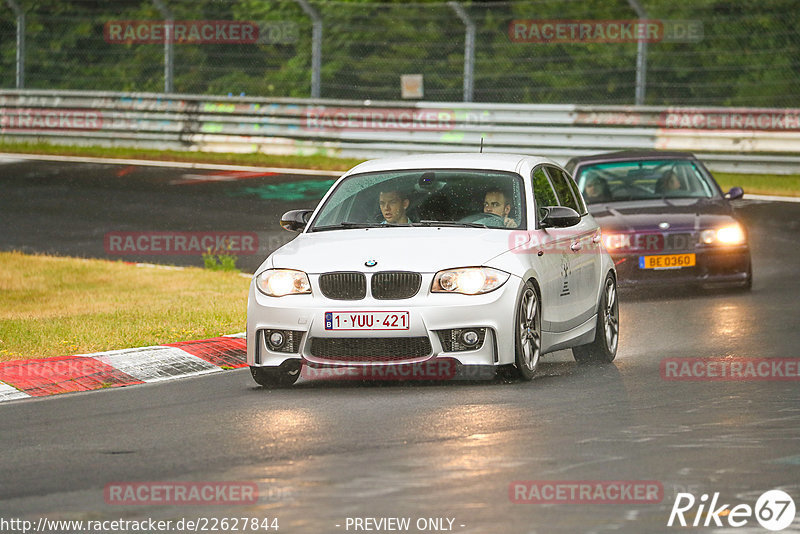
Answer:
[
  {"left": 6, "top": 0, "right": 25, "bottom": 88},
  {"left": 294, "top": 0, "right": 322, "bottom": 99},
  {"left": 152, "top": 0, "right": 174, "bottom": 93},
  {"left": 448, "top": 1, "right": 475, "bottom": 102},
  {"left": 627, "top": 0, "right": 647, "bottom": 106}
]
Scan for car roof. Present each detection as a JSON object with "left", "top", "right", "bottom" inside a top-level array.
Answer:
[
  {"left": 566, "top": 150, "right": 699, "bottom": 169},
  {"left": 343, "top": 153, "right": 557, "bottom": 175}
]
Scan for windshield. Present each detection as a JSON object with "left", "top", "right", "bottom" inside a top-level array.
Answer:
[
  {"left": 309, "top": 169, "right": 526, "bottom": 231},
  {"left": 575, "top": 159, "right": 719, "bottom": 203}
]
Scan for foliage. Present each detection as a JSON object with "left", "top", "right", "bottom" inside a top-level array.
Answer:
[{"left": 0, "top": 0, "right": 798, "bottom": 105}]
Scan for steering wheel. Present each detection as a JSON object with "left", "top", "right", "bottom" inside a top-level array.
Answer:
[{"left": 458, "top": 212, "right": 506, "bottom": 227}]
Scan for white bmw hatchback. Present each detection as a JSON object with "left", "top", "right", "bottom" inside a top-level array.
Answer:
[{"left": 247, "top": 153, "right": 618, "bottom": 386}]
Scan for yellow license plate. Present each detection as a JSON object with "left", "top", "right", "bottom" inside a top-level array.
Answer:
[{"left": 639, "top": 253, "right": 696, "bottom": 269}]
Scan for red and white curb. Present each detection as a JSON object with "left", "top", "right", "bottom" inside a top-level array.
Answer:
[{"left": 0, "top": 334, "right": 246, "bottom": 403}]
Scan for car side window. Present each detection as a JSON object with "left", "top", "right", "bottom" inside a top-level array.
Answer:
[
  {"left": 531, "top": 166, "right": 559, "bottom": 222},
  {"left": 545, "top": 166, "right": 581, "bottom": 213},
  {"left": 566, "top": 172, "right": 587, "bottom": 215}
]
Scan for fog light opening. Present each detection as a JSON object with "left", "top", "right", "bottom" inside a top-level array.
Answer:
[
  {"left": 269, "top": 331, "right": 285, "bottom": 349},
  {"left": 461, "top": 330, "right": 480, "bottom": 347}
]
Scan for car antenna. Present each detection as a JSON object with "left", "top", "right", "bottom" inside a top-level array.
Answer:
[{"left": 480, "top": 137, "right": 484, "bottom": 153}]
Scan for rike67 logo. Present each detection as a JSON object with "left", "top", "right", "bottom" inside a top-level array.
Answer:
[{"left": 668, "top": 490, "right": 796, "bottom": 531}]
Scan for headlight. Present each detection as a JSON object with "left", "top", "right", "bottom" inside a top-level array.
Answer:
[
  {"left": 431, "top": 267, "right": 510, "bottom": 295},
  {"left": 700, "top": 224, "right": 746, "bottom": 246},
  {"left": 255, "top": 269, "right": 311, "bottom": 297}
]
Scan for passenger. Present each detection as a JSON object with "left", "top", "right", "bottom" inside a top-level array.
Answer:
[
  {"left": 379, "top": 189, "right": 413, "bottom": 224},
  {"left": 655, "top": 170, "right": 683, "bottom": 194},
  {"left": 483, "top": 188, "right": 518, "bottom": 228}
]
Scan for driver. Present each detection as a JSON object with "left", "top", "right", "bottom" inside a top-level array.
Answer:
[
  {"left": 583, "top": 176, "right": 611, "bottom": 203},
  {"left": 379, "top": 189, "right": 413, "bottom": 224},
  {"left": 483, "top": 188, "right": 518, "bottom": 228},
  {"left": 655, "top": 170, "right": 683, "bottom": 194}
]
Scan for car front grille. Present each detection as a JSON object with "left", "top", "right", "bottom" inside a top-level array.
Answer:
[
  {"left": 308, "top": 337, "right": 432, "bottom": 361},
  {"left": 371, "top": 271, "right": 422, "bottom": 300},
  {"left": 319, "top": 271, "right": 422, "bottom": 300},
  {"left": 319, "top": 272, "right": 366, "bottom": 300}
]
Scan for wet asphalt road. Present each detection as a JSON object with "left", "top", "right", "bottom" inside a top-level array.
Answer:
[
  {"left": 0, "top": 156, "right": 336, "bottom": 273},
  {"left": 1, "top": 157, "right": 800, "bottom": 533}
]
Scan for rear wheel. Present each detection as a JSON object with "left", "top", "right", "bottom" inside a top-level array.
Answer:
[
  {"left": 573, "top": 273, "right": 618, "bottom": 364},
  {"left": 513, "top": 281, "right": 542, "bottom": 380},
  {"left": 250, "top": 361, "right": 301, "bottom": 387}
]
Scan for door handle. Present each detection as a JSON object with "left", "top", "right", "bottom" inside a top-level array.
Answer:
[
  {"left": 571, "top": 241, "right": 582, "bottom": 252},
  {"left": 592, "top": 234, "right": 602, "bottom": 244}
]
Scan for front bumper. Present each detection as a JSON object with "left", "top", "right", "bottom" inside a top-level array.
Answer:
[
  {"left": 246, "top": 272, "right": 523, "bottom": 370},
  {"left": 611, "top": 244, "right": 751, "bottom": 288}
]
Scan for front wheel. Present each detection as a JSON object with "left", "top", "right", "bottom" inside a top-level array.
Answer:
[
  {"left": 573, "top": 273, "right": 619, "bottom": 364},
  {"left": 742, "top": 262, "right": 753, "bottom": 291},
  {"left": 250, "top": 362, "right": 301, "bottom": 387},
  {"left": 513, "top": 281, "right": 542, "bottom": 380}
]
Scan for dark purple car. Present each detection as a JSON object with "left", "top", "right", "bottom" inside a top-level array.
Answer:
[{"left": 565, "top": 151, "right": 752, "bottom": 290}]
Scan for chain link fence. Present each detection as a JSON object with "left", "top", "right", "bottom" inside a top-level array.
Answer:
[{"left": 1, "top": 0, "right": 798, "bottom": 106}]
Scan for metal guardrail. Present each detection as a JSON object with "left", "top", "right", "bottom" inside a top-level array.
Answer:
[{"left": 2, "top": 90, "right": 800, "bottom": 174}]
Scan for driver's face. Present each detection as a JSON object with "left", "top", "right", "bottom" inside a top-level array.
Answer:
[
  {"left": 484, "top": 192, "right": 510, "bottom": 218},
  {"left": 666, "top": 174, "right": 681, "bottom": 190},
  {"left": 379, "top": 191, "right": 409, "bottom": 223}
]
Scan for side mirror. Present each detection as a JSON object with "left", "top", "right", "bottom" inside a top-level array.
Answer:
[
  {"left": 539, "top": 206, "right": 581, "bottom": 228},
  {"left": 725, "top": 187, "right": 744, "bottom": 200},
  {"left": 280, "top": 209, "right": 313, "bottom": 232}
]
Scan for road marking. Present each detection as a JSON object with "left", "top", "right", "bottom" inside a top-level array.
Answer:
[
  {"left": 93, "top": 346, "right": 219, "bottom": 383},
  {"left": 744, "top": 194, "right": 800, "bottom": 203},
  {"left": 769, "top": 455, "right": 800, "bottom": 465},
  {"left": 0, "top": 156, "right": 27, "bottom": 164},
  {"left": 0, "top": 152, "right": 342, "bottom": 176},
  {"left": 0, "top": 381, "right": 29, "bottom": 402},
  {"left": 170, "top": 170, "right": 278, "bottom": 185}
]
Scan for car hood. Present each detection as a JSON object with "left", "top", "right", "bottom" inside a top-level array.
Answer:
[
  {"left": 267, "top": 227, "right": 515, "bottom": 274},
  {"left": 588, "top": 198, "right": 737, "bottom": 233}
]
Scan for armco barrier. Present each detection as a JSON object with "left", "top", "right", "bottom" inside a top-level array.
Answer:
[{"left": 2, "top": 90, "right": 800, "bottom": 173}]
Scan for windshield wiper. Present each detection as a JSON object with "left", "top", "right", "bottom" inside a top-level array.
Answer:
[
  {"left": 312, "top": 221, "right": 381, "bottom": 232},
  {"left": 312, "top": 221, "right": 417, "bottom": 232},
  {"left": 415, "top": 220, "right": 488, "bottom": 229}
]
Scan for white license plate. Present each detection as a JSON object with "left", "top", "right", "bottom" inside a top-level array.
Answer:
[{"left": 324, "top": 311, "right": 409, "bottom": 331}]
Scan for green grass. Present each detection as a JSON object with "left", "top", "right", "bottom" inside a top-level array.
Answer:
[
  {"left": 0, "top": 251, "right": 250, "bottom": 361},
  {"left": 713, "top": 172, "right": 800, "bottom": 197},
  {"left": 0, "top": 140, "right": 364, "bottom": 172}
]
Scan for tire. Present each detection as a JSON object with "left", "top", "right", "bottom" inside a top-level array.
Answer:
[
  {"left": 742, "top": 263, "right": 753, "bottom": 291},
  {"left": 513, "top": 280, "right": 542, "bottom": 380},
  {"left": 573, "top": 273, "right": 619, "bottom": 364},
  {"left": 250, "top": 361, "right": 301, "bottom": 387}
]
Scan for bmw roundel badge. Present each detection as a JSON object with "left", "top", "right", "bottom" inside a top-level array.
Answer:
[{"left": 365, "top": 259, "right": 378, "bottom": 267}]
